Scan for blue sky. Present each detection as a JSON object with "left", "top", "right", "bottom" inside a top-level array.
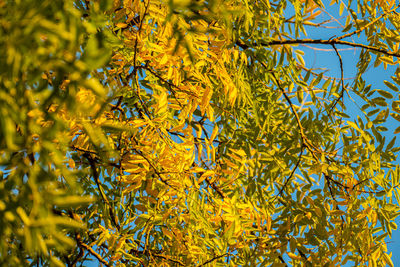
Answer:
[
  {"left": 299, "top": 43, "right": 400, "bottom": 265},
  {"left": 293, "top": 3, "right": 400, "bottom": 265}
]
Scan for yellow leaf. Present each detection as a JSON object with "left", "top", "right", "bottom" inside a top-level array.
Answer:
[
  {"left": 331, "top": 210, "right": 345, "bottom": 216},
  {"left": 116, "top": 22, "right": 128, "bottom": 28},
  {"left": 68, "top": 158, "right": 76, "bottom": 169},
  {"left": 287, "top": 252, "right": 301, "bottom": 260},
  {"left": 162, "top": 228, "right": 174, "bottom": 240},
  {"left": 294, "top": 214, "right": 304, "bottom": 223},
  {"left": 131, "top": 119, "right": 148, "bottom": 128},
  {"left": 198, "top": 170, "right": 214, "bottom": 184},
  {"left": 315, "top": 207, "right": 322, "bottom": 217},
  {"left": 210, "top": 125, "right": 218, "bottom": 143}
]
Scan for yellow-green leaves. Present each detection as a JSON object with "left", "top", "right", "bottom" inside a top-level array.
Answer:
[{"left": 2, "top": 0, "right": 400, "bottom": 266}]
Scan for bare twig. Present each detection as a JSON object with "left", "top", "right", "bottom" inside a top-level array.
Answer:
[
  {"left": 297, "top": 248, "right": 311, "bottom": 263},
  {"left": 142, "top": 65, "right": 198, "bottom": 98}
]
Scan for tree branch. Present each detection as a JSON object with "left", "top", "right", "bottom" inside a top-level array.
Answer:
[
  {"left": 85, "top": 153, "right": 120, "bottom": 231},
  {"left": 266, "top": 66, "right": 320, "bottom": 159},
  {"left": 130, "top": 248, "right": 185, "bottom": 266},
  {"left": 335, "top": 3, "right": 400, "bottom": 41},
  {"left": 237, "top": 38, "right": 400, "bottom": 57},
  {"left": 199, "top": 253, "right": 228, "bottom": 266},
  {"left": 275, "top": 145, "right": 304, "bottom": 198},
  {"left": 328, "top": 43, "right": 345, "bottom": 115},
  {"left": 75, "top": 233, "right": 110, "bottom": 267}
]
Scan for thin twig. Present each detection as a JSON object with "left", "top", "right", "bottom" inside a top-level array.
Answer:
[
  {"left": 278, "top": 255, "right": 288, "bottom": 266},
  {"left": 128, "top": 0, "right": 150, "bottom": 81},
  {"left": 300, "top": 43, "right": 356, "bottom": 52},
  {"left": 85, "top": 154, "right": 120, "bottom": 230},
  {"left": 142, "top": 65, "right": 198, "bottom": 98},
  {"left": 198, "top": 253, "right": 228, "bottom": 266},
  {"left": 275, "top": 145, "right": 304, "bottom": 198},
  {"left": 75, "top": 233, "right": 111, "bottom": 267},
  {"left": 266, "top": 67, "right": 320, "bottom": 157},
  {"left": 285, "top": 18, "right": 340, "bottom": 29},
  {"left": 335, "top": 3, "right": 400, "bottom": 41},
  {"left": 328, "top": 43, "right": 345, "bottom": 115},
  {"left": 297, "top": 248, "right": 311, "bottom": 263},
  {"left": 324, "top": 173, "right": 345, "bottom": 252},
  {"left": 130, "top": 249, "right": 185, "bottom": 266}
]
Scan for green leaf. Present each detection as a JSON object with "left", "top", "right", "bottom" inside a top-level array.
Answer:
[
  {"left": 53, "top": 195, "right": 95, "bottom": 207},
  {"left": 384, "top": 80, "right": 399, "bottom": 92},
  {"left": 376, "top": 89, "right": 393, "bottom": 99}
]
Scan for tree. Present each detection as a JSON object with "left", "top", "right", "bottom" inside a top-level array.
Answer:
[{"left": 1, "top": 0, "right": 400, "bottom": 266}]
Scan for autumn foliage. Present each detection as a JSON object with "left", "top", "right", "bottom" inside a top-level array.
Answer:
[{"left": 1, "top": 0, "right": 400, "bottom": 266}]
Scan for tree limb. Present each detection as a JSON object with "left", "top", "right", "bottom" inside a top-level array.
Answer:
[
  {"left": 75, "top": 233, "right": 111, "bottom": 267},
  {"left": 237, "top": 38, "right": 400, "bottom": 57}
]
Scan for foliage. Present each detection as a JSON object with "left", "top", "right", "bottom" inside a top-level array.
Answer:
[{"left": 1, "top": 0, "right": 400, "bottom": 266}]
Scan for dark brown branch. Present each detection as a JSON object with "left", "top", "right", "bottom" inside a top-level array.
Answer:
[
  {"left": 69, "top": 247, "right": 84, "bottom": 267},
  {"left": 266, "top": 67, "right": 320, "bottom": 159},
  {"left": 262, "top": 66, "right": 319, "bottom": 198},
  {"left": 328, "top": 43, "right": 345, "bottom": 115},
  {"left": 130, "top": 137, "right": 178, "bottom": 191},
  {"left": 130, "top": 249, "right": 184, "bottom": 266},
  {"left": 324, "top": 173, "right": 396, "bottom": 194},
  {"left": 70, "top": 145, "right": 120, "bottom": 169},
  {"left": 237, "top": 39, "right": 400, "bottom": 57},
  {"left": 75, "top": 233, "right": 111, "bottom": 267},
  {"left": 167, "top": 130, "right": 223, "bottom": 144},
  {"left": 324, "top": 173, "right": 345, "bottom": 251},
  {"left": 205, "top": 177, "right": 225, "bottom": 199},
  {"left": 110, "top": 96, "right": 123, "bottom": 111},
  {"left": 194, "top": 155, "right": 226, "bottom": 199},
  {"left": 129, "top": 0, "right": 150, "bottom": 81},
  {"left": 142, "top": 65, "right": 198, "bottom": 98},
  {"left": 275, "top": 145, "right": 304, "bottom": 198},
  {"left": 199, "top": 253, "right": 228, "bottom": 266},
  {"left": 285, "top": 18, "right": 340, "bottom": 29},
  {"left": 85, "top": 154, "right": 120, "bottom": 231},
  {"left": 297, "top": 248, "right": 311, "bottom": 263},
  {"left": 278, "top": 255, "right": 288, "bottom": 266}
]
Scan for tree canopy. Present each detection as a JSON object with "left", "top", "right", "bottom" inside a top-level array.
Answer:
[{"left": 1, "top": 0, "right": 400, "bottom": 266}]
